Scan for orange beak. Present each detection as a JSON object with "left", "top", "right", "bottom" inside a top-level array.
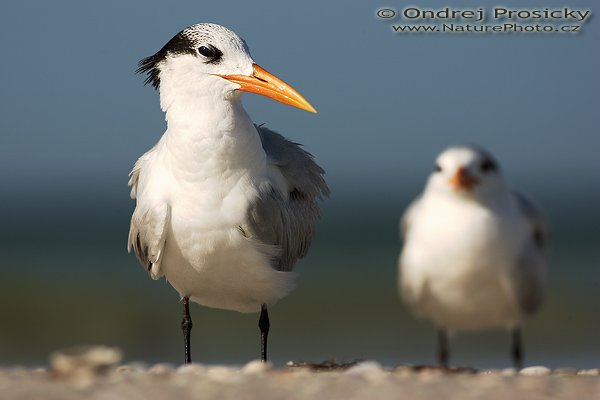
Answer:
[
  {"left": 449, "top": 167, "right": 479, "bottom": 191},
  {"left": 217, "top": 64, "right": 316, "bottom": 113}
]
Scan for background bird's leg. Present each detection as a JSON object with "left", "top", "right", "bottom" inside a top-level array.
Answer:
[
  {"left": 437, "top": 328, "right": 450, "bottom": 367},
  {"left": 259, "top": 304, "right": 270, "bottom": 362},
  {"left": 511, "top": 327, "right": 524, "bottom": 369},
  {"left": 181, "top": 297, "right": 193, "bottom": 364}
]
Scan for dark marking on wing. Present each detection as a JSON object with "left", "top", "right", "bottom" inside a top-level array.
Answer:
[{"left": 242, "top": 125, "right": 329, "bottom": 272}]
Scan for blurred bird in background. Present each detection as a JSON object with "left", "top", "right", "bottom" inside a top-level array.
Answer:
[
  {"left": 128, "top": 23, "right": 328, "bottom": 364},
  {"left": 398, "top": 145, "right": 548, "bottom": 369}
]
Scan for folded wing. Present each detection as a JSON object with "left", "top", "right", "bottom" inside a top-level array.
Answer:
[
  {"left": 511, "top": 192, "right": 550, "bottom": 316},
  {"left": 127, "top": 152, "right": 171, "bottom": 280},
  {"left": 242, "top": 125, "right": 329, "bottom": 271}
]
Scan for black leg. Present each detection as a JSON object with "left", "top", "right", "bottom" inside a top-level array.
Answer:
[
  {"left": 258, "top": 304, "right": 270, "bottom": 362},
  {"left": 437, "top": 328, "right": 449, "bottom": 367},
  {"left": 181, "top": 297, "right": 193, "bottom": 364},
  {"left": 511, "top": 327, "right": 523, "bottom": 370}
]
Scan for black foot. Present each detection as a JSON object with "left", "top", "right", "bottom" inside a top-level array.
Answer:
[
  {"left": 181, "top": 297, "right": 193, "bottom": 364},
  {"left": 437, "top": 328, "right": 450, "bottom": 367},
  {"left": 511, "top": 328, "right": 523, "bottom": 370},
  {"left": 259, "top": 304, "right": 270, "bottom": 362}
]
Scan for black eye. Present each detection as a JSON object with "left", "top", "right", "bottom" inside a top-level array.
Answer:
[
  {"left": 198, "top": 46, "right": 216, "bottom": 58},
  {"left": 480, "top": 158, "right": 497, "bottom": 173},
  {"left": 434, "top": 164, "right": 442, "bottom": 173},
  {"left": 196, "top": 45, "right": 223, "bottom": 64}
]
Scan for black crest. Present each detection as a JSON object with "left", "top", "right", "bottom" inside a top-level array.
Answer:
[{"left": 136, "top": 30, "right": 196, "bottom": 89}]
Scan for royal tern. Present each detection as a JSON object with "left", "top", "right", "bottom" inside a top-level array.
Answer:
[
  {"left": 398, "top": 145, "right": 548, "bottom": 368},
  {"left": 128, "top": 23, "right": 328, "bottom": 364}
]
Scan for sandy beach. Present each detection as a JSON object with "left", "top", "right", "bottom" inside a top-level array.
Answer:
[{"left": 1, "top": 347, "right": 598, "bottom": 400}]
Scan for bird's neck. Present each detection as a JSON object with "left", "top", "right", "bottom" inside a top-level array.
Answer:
[{"left": 159, "top": 89, "right": 266, "bottom": 175}]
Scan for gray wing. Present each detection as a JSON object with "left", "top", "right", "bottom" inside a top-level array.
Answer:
[
  {"left": 514, "top": 192, "right": 550, "bottom": 251},
  {"left": 242, "top": 125, "right": 329, "bottom": 272},
  {"left": 127, "top": 153, "right": 170, "bottom": 280},
  {"left": 511, "top": 192, "right": 550, "bottom": 316}
]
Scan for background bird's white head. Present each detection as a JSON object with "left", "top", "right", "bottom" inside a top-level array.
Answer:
[
  {"left": 424, "top": 145, "right": 507, "bottom": 202},
  {"left": 137, "top": 23, "right": 315, "bottom": 113}
]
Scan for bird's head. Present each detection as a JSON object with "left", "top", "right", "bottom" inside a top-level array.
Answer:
[
  {"left": 137, "top": 23, "right": 316, "bottom": 113},
  {"left": 426, "top": 145, "right": 506, "bottom": 201}
]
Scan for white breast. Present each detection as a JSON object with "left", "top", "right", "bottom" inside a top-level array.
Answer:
[
  {"left": 136, "top": 118, "right": 295, "bottom": 313},
  {"left": 400, "top": 195, "right": 529, "bottom": 331}
]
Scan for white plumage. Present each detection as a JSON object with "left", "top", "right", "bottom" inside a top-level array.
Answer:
[
  {"left": 128, "top": 23, "right": 327, "bottom": 363},
  {"left": 399, "top": 145, "right": 548, "bottom": 367}
]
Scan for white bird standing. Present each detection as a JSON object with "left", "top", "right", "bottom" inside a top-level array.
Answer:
[
  {"left": 128, "top": 23, "right": 328, "bottom": 364},
  {"left": 398, "top": 145, "right": 548, "bottom": 368}
]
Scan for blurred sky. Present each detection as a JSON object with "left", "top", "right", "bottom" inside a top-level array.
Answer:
[
  {"left": 0, "top": 0, "right": 599, "bottom": 368},
  {"left": 1, "top": 0, "right": 598, "bottom": 192}
]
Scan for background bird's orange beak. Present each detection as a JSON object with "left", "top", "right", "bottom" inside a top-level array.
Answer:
[
  {"left": 218, "top": 64, "right": 317, "bottom": 113},
  {"left": 449, "top": 167, "right": 479, "bottom": 191}
]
